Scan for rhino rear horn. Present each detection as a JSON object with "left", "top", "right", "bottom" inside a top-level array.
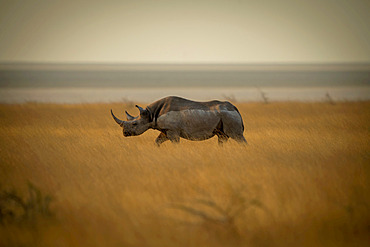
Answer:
[
  {"left": 125, "top": 111, "right": 138, "bottom": 121},
  {"left": 111, "top": 109, "right": 125, "bottom": 126},
  {"left": 136, "top": 105, "right": 146, "bottom": 115}
]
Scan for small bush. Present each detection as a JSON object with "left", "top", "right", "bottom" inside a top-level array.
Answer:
[{"left": 0, "top": 182, "right": 53, "bottom": 224}]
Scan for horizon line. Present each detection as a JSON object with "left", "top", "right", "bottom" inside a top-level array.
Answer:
[{"left": 1, "top": 61, "right": 369, "bottom": 71}]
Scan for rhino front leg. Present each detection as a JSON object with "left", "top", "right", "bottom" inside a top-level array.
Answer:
[
  {"left": 155, "top": 132, "right": 169, "bottom": 147},
  {"left": 166, "top": 130, "right": 180, "bottom": 144}
]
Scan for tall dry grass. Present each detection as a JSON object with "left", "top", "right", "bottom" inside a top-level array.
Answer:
[{"left": 0, "top": 101, "right": 369, "bottom": 247}]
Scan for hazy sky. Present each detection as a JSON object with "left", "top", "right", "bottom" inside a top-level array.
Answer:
[{"left": 0, "top": 0, "right": 369, "bottom": 63}]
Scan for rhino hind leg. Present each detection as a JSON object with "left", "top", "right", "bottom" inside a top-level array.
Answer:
[
  {"left": 228, "top": 131, "right": 247, "bottom": 144},
  {"left": 221, "top": 112, "right": 247, "bottom": 144},
  {"left": 233, "top": 135, "right": 248, "bottom": 144},
  {"left": 155, "top": 132, "right": 169, "bottom": 146},
  {"left": 216, "top": 133, "right": 229, "bottom": 146}
]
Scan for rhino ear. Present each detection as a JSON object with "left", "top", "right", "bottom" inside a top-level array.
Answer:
[{"left": 125, "top": 111, "right": 138, "bottom": 121}]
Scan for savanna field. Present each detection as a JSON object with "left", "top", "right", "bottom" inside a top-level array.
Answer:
[{"left": 0, "top": 101, "right": 369, "bottom": 247}]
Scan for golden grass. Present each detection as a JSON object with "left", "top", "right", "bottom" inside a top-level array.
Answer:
[{"left": 0, "top": 101, "right": 369, "bottom": 247}]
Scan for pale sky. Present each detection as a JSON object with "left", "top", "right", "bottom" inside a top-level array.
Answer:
[{"left": 0, "top": 0, "right": 369, "bottom": 63}]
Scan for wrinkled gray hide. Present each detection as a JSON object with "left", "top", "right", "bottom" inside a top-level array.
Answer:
[{"left": 111, "top": 96, "right": 247, "bottom": 146}]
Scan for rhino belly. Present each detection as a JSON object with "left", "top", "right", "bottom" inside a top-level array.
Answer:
[{"left": 157, "top": 110, "right": 220, "bottom": 140}]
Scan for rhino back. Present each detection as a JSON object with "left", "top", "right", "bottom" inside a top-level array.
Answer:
[{"left": 148, "top": 96, "right": 236, "bottom": 119}]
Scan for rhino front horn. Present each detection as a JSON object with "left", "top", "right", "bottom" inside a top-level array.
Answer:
[{"left": 111, "top": 109, "right": 124, "bottom": 126}]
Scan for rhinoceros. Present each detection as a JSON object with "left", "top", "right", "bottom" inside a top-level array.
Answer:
[{"left": 111, "top": 96, "right": 247, "bottom": 146}]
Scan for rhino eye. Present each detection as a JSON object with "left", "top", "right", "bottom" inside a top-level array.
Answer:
[{"left": 132, "top": 122, "right": 138, "bottom": 126}]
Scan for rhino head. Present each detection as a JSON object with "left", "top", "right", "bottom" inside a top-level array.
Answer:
[{"left": 111, "top": 105, "right": 152, "bottom": 137}]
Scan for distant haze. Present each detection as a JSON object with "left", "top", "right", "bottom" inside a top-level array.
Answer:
[{"left": 0, "top": 0, "right": 369, "bottom": 63}]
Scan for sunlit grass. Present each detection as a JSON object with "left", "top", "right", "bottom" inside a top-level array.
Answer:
[{"left": 0, "top": 101, "right": 369, "bottom": 247}]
